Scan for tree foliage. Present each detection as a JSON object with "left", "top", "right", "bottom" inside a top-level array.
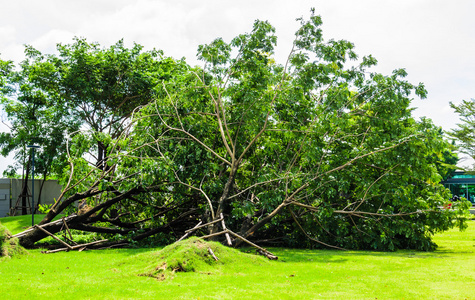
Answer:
[
  {"left": 449, "top": 99, "right": 475, "bottom": 167},
  {"left": 5, "top": 11, "right": 468, "bottom": 251},
  {"left": 0, "top": 38, "right": 184, "bottom": 177},
  {"left": 0, "top": 53, "right": 78, "bottom": 180}
]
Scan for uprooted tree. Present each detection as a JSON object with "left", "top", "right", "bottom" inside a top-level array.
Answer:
[{"left": 5, "top": 11, "right": 470, "bottom": 251}]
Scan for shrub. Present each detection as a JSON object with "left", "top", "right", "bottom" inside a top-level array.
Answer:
[{"left": 0, "top": 223, "right": 27, "bottom": 258}]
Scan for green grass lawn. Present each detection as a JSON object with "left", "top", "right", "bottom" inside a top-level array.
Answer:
[
  {"left": 1, "top": 216, "right": 474, "bottom": 299},
  {"left": 0, "top": 214, "right": 52, "bottom": 236}
]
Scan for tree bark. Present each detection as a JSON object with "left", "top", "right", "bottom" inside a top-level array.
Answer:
[
  {"left": 36, "top": 174, "right": 47, "bottom": 206},
  {"left": 239, "top": 200, "right": 289, "bottom": 242},
  {"left": 211, "top": 164, "right": 239, "bottom": 235},
  {"left": 19, "top": 214, "right": 78, "bottom": 248},
  {"left": 21, "top": 158, "right": 31, "bottom": 215},
  {"left": 39, "top": 188, "right": 103, "bottom": 225}
]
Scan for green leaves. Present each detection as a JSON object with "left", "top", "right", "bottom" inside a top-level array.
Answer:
[
  {"left": 449, "top": 98, "right": 475, "bottom": 161},
  {"left": 4, "top": 10, "right": 464, "bottom": 251},
  {"left": 197, "top": 38, "right": 231, "bottom": 67}
]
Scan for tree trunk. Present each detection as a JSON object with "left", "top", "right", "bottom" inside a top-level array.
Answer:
[
  {"left": 21, "top": 158, "right": 31, "bottom": 215},
  {"left": 39, "top": 187, "right": 102, "bottom": 225},
  {"left": 19, "top": 214, "right": 78, "bottom": 248},
  {"left": 237, "top": 200, "right": 289, "bottom": 246},
  {"left": 97, "top": 141, "right": 107, "bottom": 170},
  {"left": 212, "top": 163, "right": 238, "bottom": 234},
  {"left": 36, "top": 173, "right": 47, "bottom": 206}
]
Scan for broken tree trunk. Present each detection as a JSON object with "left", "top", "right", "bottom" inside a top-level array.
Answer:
[{"left": 14, "top": 214, "right": 78, "bottom": 248}]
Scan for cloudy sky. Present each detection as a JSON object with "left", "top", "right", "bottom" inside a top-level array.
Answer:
[{"left": 1, "top": 0, "right": 475, "bottom": 172}]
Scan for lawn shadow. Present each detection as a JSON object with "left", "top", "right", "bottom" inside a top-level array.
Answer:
[
  {"left": 271, "top": 248, "right": 350, "bottom": 263},
  {"left": 268, "top": 246, "right": 474, "bottom": 263}
]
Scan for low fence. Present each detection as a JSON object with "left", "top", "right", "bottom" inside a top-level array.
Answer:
[{"left": 0, "top": 178, "right": 62, "bottom": 217}]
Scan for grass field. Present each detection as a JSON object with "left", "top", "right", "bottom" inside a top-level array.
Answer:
[{"left": 1, "top": 216, "right": 474, "bottom": 299}]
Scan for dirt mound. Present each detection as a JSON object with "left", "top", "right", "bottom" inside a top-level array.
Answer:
[
  {"left": 0, "top": 223, "right": 28, "bottom": 258},
  {"left": 139, "top": 237, "right": 267, "bottom": 280}
]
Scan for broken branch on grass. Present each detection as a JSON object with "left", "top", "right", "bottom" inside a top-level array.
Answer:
[
  {"left": 177, "top": 221, "right": 203, "bottom": 242},
  {"left": 200, "top": 229, "right": 278, "bottom": 260},
  {"left": 184, "top": 217, "right": 223, "bottom": 233},
  {"left": 41, "top": 239, "right": 109, "bottom": 254},
  {"left": 34, "top": 225, "right": 72, "bottom": 250},
  {"left": 208, "top": 247, "right": 219, "bottom": 261}
]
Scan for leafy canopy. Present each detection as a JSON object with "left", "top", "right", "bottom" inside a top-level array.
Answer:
[{"left": 4, "top": 10, "right": 467, "bottom": 251}]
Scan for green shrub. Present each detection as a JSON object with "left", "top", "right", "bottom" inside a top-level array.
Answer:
[{"left": 0, "top": 223, "right": 28, "bottom": 258}]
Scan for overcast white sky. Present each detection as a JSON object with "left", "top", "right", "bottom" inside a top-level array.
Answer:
[{"left": 1, "top": 0, "right": 475, "bottom": 173}]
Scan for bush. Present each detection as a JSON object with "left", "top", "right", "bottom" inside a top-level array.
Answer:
[{"left": 0, "top": 223, "right": 27, "bottom": 258}]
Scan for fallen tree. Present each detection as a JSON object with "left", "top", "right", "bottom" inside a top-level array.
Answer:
[{"left": 13, "top": 11, "right": 470, "bottom": 252}]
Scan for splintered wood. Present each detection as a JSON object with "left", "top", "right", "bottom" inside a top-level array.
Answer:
[{"left": 208, "top": 247, "right": 219, "bottom": 261}]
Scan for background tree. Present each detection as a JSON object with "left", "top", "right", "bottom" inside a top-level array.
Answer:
[
  {"left": 15, "top": 12, "right": 468, "bottom": 251},
  {"left": 0, "top": 38, "right": 186, "bottom": 174},
  {"left": 449, "top": 99, "right": 475, "bottom": 169},
  {"left": 0, "top": 53, "right": 79, "bottom": 213},
  {"left": 50, "top": 39, "right": 187, "bottom": 169}
]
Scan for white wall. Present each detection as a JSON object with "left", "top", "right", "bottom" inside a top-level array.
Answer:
[
  {"left": 0, "top": 179, "right": 10, "bottom": 218},
  {"left": 0, "top": 179, "right": 62, "bottom": 217}
]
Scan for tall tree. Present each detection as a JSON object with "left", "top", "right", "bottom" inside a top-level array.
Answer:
[
  {"left": 0, "top": 38, "right": 186, "bottom": 178},
  {"left": 449, "top": 99, "right": 475, "bottom": 167},
  {"left": 0, "top": 53, "right": 79, "bottom": 212},
  {"left": 48, "top": 38, "right": 185, "bottom": 169}
]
